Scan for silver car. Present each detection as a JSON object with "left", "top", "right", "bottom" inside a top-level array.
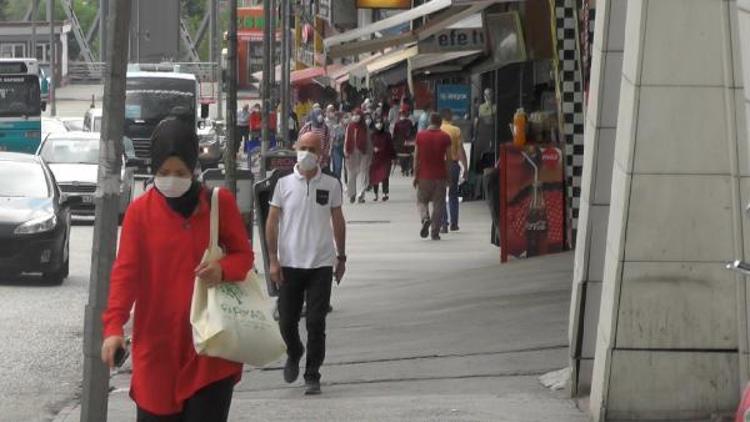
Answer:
[{"left": 37, "top": 132, "right": 140, "bottom": 220}]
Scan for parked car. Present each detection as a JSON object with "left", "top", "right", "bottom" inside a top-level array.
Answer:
[
  {"left": 0, "top": 152, "right": 77, "bottom": 285},
  {"left": 60, "top": 117, "right": 85, "bottom": 132},
  {"left": 197, "top": 119, "right": 224, "bottom": 168},
  {"left": 83, "top": 108, "right": 103, "bottom": 133},
  {"left": 37, "top": 132, "right": 140, "bottom": 219}
]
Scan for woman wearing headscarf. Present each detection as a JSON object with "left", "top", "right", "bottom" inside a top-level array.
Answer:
[
  {"left": 327, "top": 111, "right": 346, "bottom": 180},
  {"left": 368, "top": 116, "right": 396, "bottom": 202},
  {"left": 101, "top": 118, "right": 253, "bottom": 422},
  {"left": 344, "top": 108, "right": 372, "bottom": 203},
  {"left": 299, "top": 108, "right": 332, "bottom": 171}
]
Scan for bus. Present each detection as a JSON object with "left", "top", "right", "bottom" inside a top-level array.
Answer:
[
  {"left": 124, "top": 64, "right": 198, "bottom": 170},
  {"left": 0, "top": 58, "right": 42, "bottom": 154}
]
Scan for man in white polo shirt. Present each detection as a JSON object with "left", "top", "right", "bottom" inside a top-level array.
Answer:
[{"left": 266, "top": 132, "right": 347, "bottom": 395}]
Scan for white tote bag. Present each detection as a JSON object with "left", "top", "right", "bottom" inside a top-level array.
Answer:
[{"left": 190, "top": 188, "right": 286, "bottom": 367}]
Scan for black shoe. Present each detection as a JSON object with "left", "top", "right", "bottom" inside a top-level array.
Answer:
[
  {"left": 373, "top": 195, "right": 379, "bottom": 202},
  {"left": 420, "top": 219, "right": 430, "bottom": 238},
  {"left": 441, "top": 225, "right": 448, "bottom": 234},
  {"left": 283, "top": 347, "right": 304, "bottom": 384},
  {"left": 382, "top": 195, "right": 389, "bottom": 202},
  {"left": 305, "top": 380, "right": 322, "bottom": 395},
  {"left": 450, "top": 225, "right": 459, "bottom": 231},
  {"left": 358, "top": 197, "right": 365, "bottom": 204},
  {"left": 349, "top": 196, "right": 355, "bottom": 204},
  {"left": 431, "top": 234, "right": 441, "bottom": 241}
]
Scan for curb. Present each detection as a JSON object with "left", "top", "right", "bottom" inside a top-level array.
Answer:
[{"left": 51, "top": 402, "right": 79, "bottom": 422}]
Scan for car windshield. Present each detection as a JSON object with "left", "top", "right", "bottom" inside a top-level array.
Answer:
[
  {"left": 40, "top": 138, "right": 99, "bottom": 164},
  {"left": 125, "top": 91, "right": 195, "bottom": 121},
  {"left": 63, "top": 119, "right": 84, "bottom": 131},
  {"left": 0, "top": 161, "right": 49, "bottom": 197},
  {"left": 0, "top": 76, "right": 41, "bottom": 117}
]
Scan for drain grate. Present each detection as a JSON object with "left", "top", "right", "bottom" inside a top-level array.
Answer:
[{"left": 347, "top": 220, "right": 391, "bottom": 225}]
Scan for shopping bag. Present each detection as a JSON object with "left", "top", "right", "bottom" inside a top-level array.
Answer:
[{"left": 190, "top": 188, "right": 286, "bottom": 367}]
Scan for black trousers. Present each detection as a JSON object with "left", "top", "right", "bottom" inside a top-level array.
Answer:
[
  {"left": 372, "top": 177, "right": 390, "bottom": 195},
  {"left": 278, "top": 267, "right": 333, "bottom": 382},
  {"left": 136, "top": 376, "right": 234, "bottom": 422}
]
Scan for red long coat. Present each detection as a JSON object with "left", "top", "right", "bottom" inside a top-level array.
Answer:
[
  {"left": 102, "top": 187, "right": 253, "bottom": 415},
  {"left": 370, "top": 131, "right": 396, "bottom": 186}
]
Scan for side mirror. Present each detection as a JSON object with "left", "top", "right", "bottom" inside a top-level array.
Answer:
[
  {"left": 201, "top": 104, "right": 210, "bottom": 119},
  {"left": 41, "top": 102, "right": 47, "bottom": 112},
  {"left": 62, "top": 195, "right": 83, "bottom": 207},
  {"left": 125, "top": 157, "right": 145, "bottom": 168}
]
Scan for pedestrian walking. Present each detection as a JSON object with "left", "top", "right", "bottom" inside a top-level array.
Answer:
[
  {"left": 413, "top": 113, "right": 452, "bottom": 240},
  {"left": 344, "top": 109, "right": 372, "bottom": 203},
  {"left": 265, "top": 132, "right": 347, "bottom": 395},
  {"left": 369, "top": 117, "right": 396, "bottom": 202},
  {"left": 101, "top": 118, "right": 253, "bottom": 421},
  {"left": 237, "top": 104, "right": 251, "bottom": 154},
  {"left": 440, "top": 109, "right": 469, "bottom": 232},
  {"left": 328, "top": 111, "right": 346, "bottom": 180},
  {"left": 392, "top": 107, "right": 416, "bottom": 176},
  {"left": 417, "top": 104, "right": 433, "bottom": 132},
  {"left": 299, "top": 108, "right": 332, "bottom": 172}
]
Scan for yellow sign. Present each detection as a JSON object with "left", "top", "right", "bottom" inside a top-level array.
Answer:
[{"left": 356, "top": 0, "right": 411, "bottom": 9}]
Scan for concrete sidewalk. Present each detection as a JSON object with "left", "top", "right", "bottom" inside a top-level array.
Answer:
[{"left": 55, "top": 175, "right": 585, "bottom": 422}]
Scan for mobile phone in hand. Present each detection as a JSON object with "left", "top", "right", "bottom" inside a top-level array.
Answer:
[{"left": 114, "top": 346, "right": 130, "bottom": 368}]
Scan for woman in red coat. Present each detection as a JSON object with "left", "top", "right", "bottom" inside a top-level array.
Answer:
[
  {"left": 369, "top": 116, "right": 396, "bottom": 202},
  {"left": 101, "top": 118, "right": 253, "bottom": 422}
]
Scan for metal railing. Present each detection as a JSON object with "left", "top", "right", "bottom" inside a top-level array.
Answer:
[{"left": 67, "top": 61, "right": 219, "bottom": 83}]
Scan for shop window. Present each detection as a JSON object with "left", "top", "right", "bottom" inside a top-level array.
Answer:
[{"left": 0, "top": 43, "right": 27, "bottom": 58}]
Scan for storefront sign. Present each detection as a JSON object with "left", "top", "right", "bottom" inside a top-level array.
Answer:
[
  {"left": 418, "top": 28, "right": 485, "bottom": 54},
  {"left": 484, "top": 12, "right": 527, "bottom": 65},
  {"left": 436, "top": 84, "right": 470, "bottom": 117},
  {"left": 356, "top": 0, "right": 411, "bottom": 9},
  {"left": 318, "top": 0, "right": 332, "bottom": 23}
]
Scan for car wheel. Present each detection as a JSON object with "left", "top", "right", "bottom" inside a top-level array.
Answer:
[{"left": 43, "top": 258, "right": 68, "bottom": 286}]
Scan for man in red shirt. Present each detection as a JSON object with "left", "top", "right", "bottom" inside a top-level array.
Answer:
[{"left": 413, "top": 113, "right": 451, "bottom": 240}]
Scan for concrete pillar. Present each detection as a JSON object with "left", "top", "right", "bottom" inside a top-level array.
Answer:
[
  {"left": 589, "top": 0, "right": 747, "bottom": 420},
  {"left": 568, "top": 0, "right": 627, "bottom": 397},
  {"left": 735, "top": 0, "right": 750, "bottom": 394}
]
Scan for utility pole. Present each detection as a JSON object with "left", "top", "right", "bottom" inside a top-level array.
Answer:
[
  {"left": 269, "top": 0, "right": 276, "bottom": 114},
  {"left": 279, "top": 0, "right": 290, "bottom": 148},
  {"left": 31, "top": 0, "right": 37, "bottom": 59},
  {"left": 210, "top": 0, "right": 223, "bottom": 121},
  {"left": 224, "top": 0, "right": 238, "bottom": 194},
  {"left": 260, "top": 0, "right": 272, "bottom": 178},
  {"left": 80, "top": 0, "right": 131, "bottom": 420},
  {"left": 48, "top": 0, "right": 56, "bottom": 116},
  {"left": 100, "top": 0, "right": 108, "bottom": 61}
]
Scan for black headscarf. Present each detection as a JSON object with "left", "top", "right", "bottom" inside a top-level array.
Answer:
[{"left": 150, "top": 118, "right": 202, "bottom": 218}]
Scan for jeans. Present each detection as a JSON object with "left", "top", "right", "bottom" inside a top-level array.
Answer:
[
  {"left": 442, "top": 162, "right": 461, "bottom": 228},
  {"left": 331, "top": 145, "right": 344, "bottom": 179},
  {"left": 136, "top": 376, "right": 234, "bottom": 422},
  {"left": 278, "top": 267, "right": 333, "bottom": 382}
]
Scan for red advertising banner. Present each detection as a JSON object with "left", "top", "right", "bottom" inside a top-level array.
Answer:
[{"left": 499, "top": 144, "right": 565, "bottom": 263}]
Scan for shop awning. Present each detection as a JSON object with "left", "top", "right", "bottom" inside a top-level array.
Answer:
[
  {"left": 325, "top": 0, "right": 497, "bottom": 59},
  {"left": 409, "top": 50, "right": 483, "bottom": 72},
  {"left": 366, "top": 46, "right": 419, "bottom": 75},
  {"left": 251, "top": 65, "right": 342, "bottom": 86},
  {"left": 323, "top": 0, "right": 452, "bottom": 49}
]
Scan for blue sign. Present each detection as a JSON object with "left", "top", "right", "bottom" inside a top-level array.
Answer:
[{"left": 436, "top": 84, "right": 470, "bottom": 118}]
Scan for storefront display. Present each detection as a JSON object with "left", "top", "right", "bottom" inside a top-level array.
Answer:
[{"left": 499, "top": 144, "right": 565, "bottom": 262}]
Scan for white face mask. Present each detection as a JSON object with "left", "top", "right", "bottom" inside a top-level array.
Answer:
[
  {"left": 352, "top": 115, "right": 361, "bottom": 123},
  {"left": 154, "top": 176, "right": 192, "bottom": 198},
  {"left": 375, "top": 123, "right": 383, "bottom": 130},
  {"left": 297, "top": 150, "right": 319, "bottom": 171}
]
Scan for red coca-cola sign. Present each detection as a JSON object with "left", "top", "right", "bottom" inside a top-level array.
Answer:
[{"left": 542, "top": 147, "right": 560, "bottom": 165}]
